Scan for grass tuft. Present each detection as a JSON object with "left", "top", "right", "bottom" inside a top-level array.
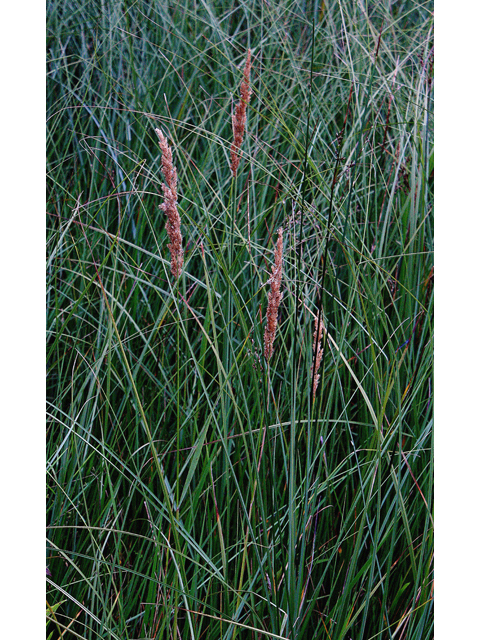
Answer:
[{"left": 47, "top": 1, "right": 433, "bottom": 638}]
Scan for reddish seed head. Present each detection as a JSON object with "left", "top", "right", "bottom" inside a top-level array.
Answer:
[
  {"left": 264, "top": 227, "right": 284, "bottom": 362},
  {"left": 311, "top": 312, "right": 324, "bottom": 399},
  {"left": 155, "top": 128, "right": 184, "bottom": 279},
  {"left": 230, "top": 50, "right": 252, "bottom": 177}
]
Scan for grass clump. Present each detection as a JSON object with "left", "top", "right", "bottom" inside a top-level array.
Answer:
[{"left": 47, "top": 1, "right": 433, "bottom": 639}]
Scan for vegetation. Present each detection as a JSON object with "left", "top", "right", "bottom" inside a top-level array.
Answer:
[{"left": 46, "top": 1, "right": 434, "bottom": 638}]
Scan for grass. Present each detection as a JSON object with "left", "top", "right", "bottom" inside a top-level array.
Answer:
[{"left": 46, "top": 1, "right": 434, "bottom": 638}]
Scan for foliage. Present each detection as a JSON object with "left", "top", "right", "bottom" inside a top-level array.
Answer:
[{"left": 47, "top": 1, "right": 433, "bottom": 638}]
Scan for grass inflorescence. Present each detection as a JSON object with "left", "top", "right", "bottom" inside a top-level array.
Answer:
[{"left": 47, "top": 2, "right": 433, "bottom": 639}]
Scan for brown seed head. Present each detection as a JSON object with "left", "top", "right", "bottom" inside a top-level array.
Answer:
[
  {"left": 264, "top": 227, "right": 284, "bottom": 361},
  {"left": 230, "top": 50, "right": 252, "bottom": 177},
  {"left": 155, "top": 128, "right": 183, "bottom": 279},
  {"left": 311, "top": 311, "right": 324, "bottom": 399}
]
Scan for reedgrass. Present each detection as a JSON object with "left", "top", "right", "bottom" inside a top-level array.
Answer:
[
  {"left": 47, "top": 3, "right": 433, "bottom": 639},
  {"left": 155, "top": 128, "right": 183, "bottom": 279},
  {"left": 311, "top": 311, "right": 324, "bottom": 399},
  {"left": 230, "top": 49, "right": 252, "bottom": 177},
  {"left": 264, "top": 227, "right": 284, "bottom": 362}
]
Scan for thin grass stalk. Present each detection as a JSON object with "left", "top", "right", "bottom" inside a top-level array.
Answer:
[
  {"left": 155, "top": 128, "right": 185, "bottom": 638},
  {"left": 225, "top": 47, "right": 252, "bottom": 416},
  {"left": 218, "top": 52, "right": 253, "bottom": 586},
  {"left": 174, "top": 316, "right": 180, "bottom": 640},
  {"left": 310, "top": 84, "right": 355, "bottom": 472},
  {"left": 285, "top": 15, "right": 318, "bottom": 634},
  {"left": 293, "top": 309, "right": 326, "bottom": 625}
]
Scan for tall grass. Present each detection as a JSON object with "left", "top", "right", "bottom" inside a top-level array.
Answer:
[{"left": 47, "top": 1, "right": 433, "bottom": 639}]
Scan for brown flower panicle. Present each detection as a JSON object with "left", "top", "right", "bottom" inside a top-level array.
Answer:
[
  {"left": 264, "top": 228, "right": 284, "bottom": 362},
  {"left": 311, "top": 311, "right": 325, "bottom": 399},
  {"left": 230, "top": 49, "right": 252, "bottom": 177},
  {"left": 155, "top": 128, "right": 183, "bottom": 279}
]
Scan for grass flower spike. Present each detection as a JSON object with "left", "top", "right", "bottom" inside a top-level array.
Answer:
[
  {"left": 264, "top": 227, "right": 283, "bottom": 361},
  {"left": 155, "top": 128, "right": 183, "bottom": 279},
  {"left": 230, "top": 49, "right": 252, "bottom": 177},
  {"left": 311, "top": 311, "right": 324, "bottom": 399}
]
